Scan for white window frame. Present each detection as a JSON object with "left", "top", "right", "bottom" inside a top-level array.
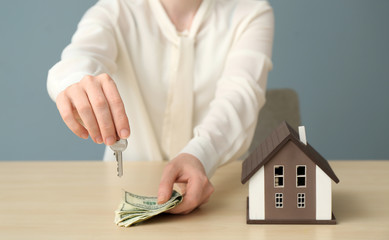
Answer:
[
  {"left": 296, "top": 165, "right": 307, "bottom": 188},
  {"left": 275, "top": 193, "right": 283, "bottom": 208},
  {"left": 274, "top": 165, "right": 284, "bottom": 188},
  {"left": 297, "top": 193, "right": 305, "bottom": 208}
]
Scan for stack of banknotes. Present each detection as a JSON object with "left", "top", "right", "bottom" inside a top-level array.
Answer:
[{"left": 115, "top": 190, "right": 183, "bottom": 227}]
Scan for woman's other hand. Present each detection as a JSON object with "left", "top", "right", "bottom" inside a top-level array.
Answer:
[{"left": 157, "top": 153, "right": 214, "bottom": 214}]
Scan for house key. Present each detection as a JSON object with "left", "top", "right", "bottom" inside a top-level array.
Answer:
[{"left": 110, "top": 139, "right": 127, "bottom": 177}]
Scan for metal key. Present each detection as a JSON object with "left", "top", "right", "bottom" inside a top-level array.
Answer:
[{"left": 110, "top": 139, "right": 128, "bottom": 177}]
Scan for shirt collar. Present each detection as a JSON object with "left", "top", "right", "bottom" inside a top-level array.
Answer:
[{"left": 148, "top": 0, "right": 212, "bottom": 44}]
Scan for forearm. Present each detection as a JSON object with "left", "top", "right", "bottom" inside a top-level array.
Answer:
[{"left": 47, "top": 0, "right": 118, "bottom": 102}]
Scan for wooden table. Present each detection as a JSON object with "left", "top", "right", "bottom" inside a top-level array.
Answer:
[{"left": 0, "top": 160, "right": 388, "bottom": 240}]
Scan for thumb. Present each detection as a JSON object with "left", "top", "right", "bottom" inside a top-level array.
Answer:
[{"left": 157, "top": 164, "right": 178, "bottom": 204}]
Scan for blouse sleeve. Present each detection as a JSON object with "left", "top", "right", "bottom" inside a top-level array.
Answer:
[
  {"left": 47, "top": 0, "right": 118, "bottom": 102},
  {"left": 180, "top": 3, "right": 274, "bottom": 178}
]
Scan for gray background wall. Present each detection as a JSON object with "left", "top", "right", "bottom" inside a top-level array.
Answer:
[{"left": 0, "top": 0, "right": 388, "bottom": 161}]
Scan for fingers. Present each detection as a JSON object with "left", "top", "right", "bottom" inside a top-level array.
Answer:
[
  {"left": 168, "top": 180, "right": 214, "bottom": 214},
  {"left": 167, "top": 180, "right": 203, "bottom": 214},
  {"left": 200, "top": 183, "right": 214, "bottom": 205},
  {"left": 157, "top": 163, "right": 179, "bottom": 204},
  {"left": 82, "top": 76, "right": 116, "bottom": 145},
  {"left": 66, "top": 85, "right": 102, "bottom": 143},
  {"left": 173, "top": 183, "right": 187, "bottom": 196},
  {"left": 56, "top": 74, "right": 130, "bottom": 145},
  {"left": 161, "top": 154, "right": 214, "bottom": 214},
  {"left": 98, "top": 74, "right": 130, "bottom": 139},
  {"left": 56, "top": 93, "right": 89, "bottom": 139}
]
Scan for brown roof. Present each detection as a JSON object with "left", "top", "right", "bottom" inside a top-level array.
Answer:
[{"left": 241, "top": 121, "right": 339, "bottom": 184}]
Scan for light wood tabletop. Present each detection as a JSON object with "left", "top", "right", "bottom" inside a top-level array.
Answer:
[{"left": 0, "top": 160, "right": 388, "bottom": 240}]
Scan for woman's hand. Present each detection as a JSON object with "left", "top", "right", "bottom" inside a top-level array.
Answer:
[
  {"left": 157, "top": 153, "right": 214, "bottom": 214},
  {"left": 56, "top": 73, "right": 130, "bottom": 145}
]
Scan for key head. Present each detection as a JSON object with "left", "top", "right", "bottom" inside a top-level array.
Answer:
[{"left": 110, "top": 139, "right": 128, "bottom": 152}]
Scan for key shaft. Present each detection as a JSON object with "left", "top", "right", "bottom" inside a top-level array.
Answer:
[
  {"left": 110, "top": 139, "right": 128, "bottom": 177},
  {"left": 114, "top": 150, "right": 123, "bottom": 177}
]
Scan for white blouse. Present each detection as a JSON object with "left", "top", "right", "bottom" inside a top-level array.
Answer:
[{"left": 47, "top": 0, "right": 274, "bottom": 178}]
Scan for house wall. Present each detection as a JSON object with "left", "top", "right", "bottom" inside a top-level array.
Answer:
[
  {"left": 264, "top": 141, "right": 316, "bottom": 220},
  {"left": 316, "top": 166, "right": 332, "bottom": 220},
  {"left": 249, "top": 167, "right": 265, "bottom": 220}
]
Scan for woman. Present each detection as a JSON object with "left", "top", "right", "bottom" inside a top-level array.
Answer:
[{"left": 47, "top": 0, "right": 274, "bottom": 214}]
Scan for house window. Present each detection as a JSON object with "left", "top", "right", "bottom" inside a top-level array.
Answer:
[
  {"left": 275, "top": 193, "right": 283, "bottom": 208},
  {"left": 274, "top": 165, "right": 284, "bottom": 188},
  {"left": 297, "top": 193, "right": 305, "bottom": 208},
  {"left": 296, "top": 165, "right": 306, "bottom": 187}
]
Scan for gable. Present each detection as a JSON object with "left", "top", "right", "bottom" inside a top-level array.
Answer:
[
  {"left": 265, "top": 140, "right": 317, "bottom": 169},
  {"left": 241, "top": 121, "right": 339, "bottom": 184}
]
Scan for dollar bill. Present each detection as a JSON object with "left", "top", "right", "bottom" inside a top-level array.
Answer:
[{"left": 115, "top": 190, "right": 183, "bottom": 227}]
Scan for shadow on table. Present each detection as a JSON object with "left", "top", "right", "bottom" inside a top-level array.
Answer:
[
  {"left": 128, "top": 213, "right": 187, "bottom": 227},
  {"left": 332, "top": 190, "right": 367, "bottom": 223}
]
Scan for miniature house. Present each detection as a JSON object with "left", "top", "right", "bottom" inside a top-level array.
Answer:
[{"left": 241, "top": 121, "right": 339, "bottom": 224}]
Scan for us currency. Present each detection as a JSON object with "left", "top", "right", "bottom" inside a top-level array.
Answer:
[{"left": 115, "top": 190, "right": 183, "bottom": 227}]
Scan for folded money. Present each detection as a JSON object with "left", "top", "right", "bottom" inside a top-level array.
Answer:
[{"left": 115, "top": 190, "right": 183, "bottom": 227}]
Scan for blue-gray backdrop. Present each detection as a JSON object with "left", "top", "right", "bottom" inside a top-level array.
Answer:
[{"left": 0, "top": 0, "right": 388, "bottom": 161}]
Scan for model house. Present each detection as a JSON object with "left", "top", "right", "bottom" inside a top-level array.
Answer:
[{"left": 241, "top": 121, "right": 339, "bottom": 224}]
